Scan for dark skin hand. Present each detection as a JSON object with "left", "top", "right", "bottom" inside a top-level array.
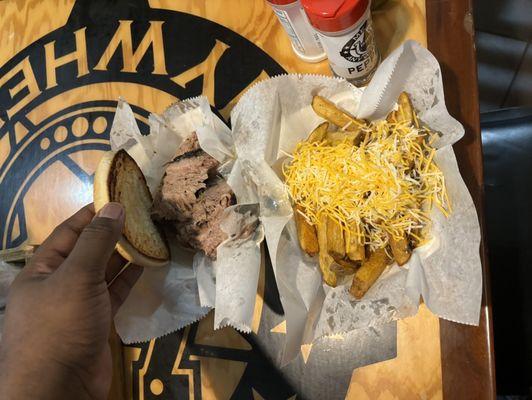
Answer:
[{"left": 0, "top": 203, "right": 143, "bottom": 400}]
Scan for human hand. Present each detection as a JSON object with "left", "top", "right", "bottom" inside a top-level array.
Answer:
[{"left": 0, "top": 203, "right": 142, "bottom": 400}]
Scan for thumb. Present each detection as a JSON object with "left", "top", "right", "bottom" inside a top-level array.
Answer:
[{"left": 63, "top": 202, "right": 124, "bottom": 282}]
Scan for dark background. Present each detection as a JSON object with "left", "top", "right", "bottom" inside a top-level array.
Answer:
[
  {"left": 475, "top": 0, "right": 531, "bottom": 111},
  {"left": 475, "top": 0, "right": 532, "bottom": 397}
]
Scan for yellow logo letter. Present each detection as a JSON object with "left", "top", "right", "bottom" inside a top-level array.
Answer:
[
  {"left": 0, "top": 57, "right": 41, "bottom": 118},
  {"left": 171, "top": 39, "right": 230, "bottom": 106},
  {"left": 44, "top": 27, "right": 89, "bottom": 89},
  {"left": 95, "top": 20, "right": 167, "bottom": 75}
]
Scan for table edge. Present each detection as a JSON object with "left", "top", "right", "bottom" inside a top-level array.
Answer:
[{"left": 425, "top": 0, "right": 496, "bottom": 398}]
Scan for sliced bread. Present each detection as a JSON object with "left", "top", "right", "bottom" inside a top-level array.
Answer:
[{"left": 94, "top": 150, "right": 169, "bottom": 267}]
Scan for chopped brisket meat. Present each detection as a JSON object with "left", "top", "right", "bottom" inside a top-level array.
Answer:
[{"left": 152, "top": 133, "right": 235, "bottom": 259}]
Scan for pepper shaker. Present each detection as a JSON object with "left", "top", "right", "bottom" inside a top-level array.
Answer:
[{"left": 301, "top": 0, "right": 380, "bottom": 85}]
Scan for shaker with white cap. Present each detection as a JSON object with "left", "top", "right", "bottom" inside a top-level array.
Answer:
[
  {"left": 301, "top": 0, "right": 379, "bottom": 85},
  {"left": 266, "top": 0, "right": 327, "bottom": 63}
]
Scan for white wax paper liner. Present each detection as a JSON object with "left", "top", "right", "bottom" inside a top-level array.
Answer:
[
  {"left": 110, "top": 96, "right": 264, "bottom": 342},
  {"left": 194, "top": 203, "right": 264, "bottom": 332},
  {"left": 229, "top": 40, "right": 482, "bottom": 364}
]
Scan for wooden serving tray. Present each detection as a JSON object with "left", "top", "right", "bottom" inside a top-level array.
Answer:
[{"left": 0, "top": 1, "right": 494, "bottom": 399}]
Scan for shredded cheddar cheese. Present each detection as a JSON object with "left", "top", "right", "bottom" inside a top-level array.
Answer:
[{"left": 283, "top": 120, "right": 451, "bottom": 250}]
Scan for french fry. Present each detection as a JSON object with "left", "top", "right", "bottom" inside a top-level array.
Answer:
[
  {"left": 387, "top": 92, "right": 426, "bottom": 148},
  {"left": 398, "top": 92, "right": 425, "bottom": 138},
  {"left": 349, "top": 248, "right": 391, "bottom": 299},
  {"left": 326, "top": 216, "right": 345, "bottom": 259},
  {"left": 412, "top": 106, "right": 421, "bottom": 129},
  {"left": 386, "top": 109, "right": 397, "bottom": 124},
  {"left": 346, "top": 223, "right": 365, "bottom": 262},
  {"left": 332, "top": 256, "right": 359, "bottom": 275},
  {"left": 396, "top": 92, "right": 415, "bottom": 125},
  {"left": 317, "top": 215, "right": 338, "bottom": 287},
  {"left": 389, "top": 232, "right": 411, "bottom": 266},
  {"left": 324, "top": 131, "right": 358, "bottom": 146},
  {"left": 312, "top": 96, "right": 366, "bottom": 132},
  {"left": 294, "top": 206, "right": 319, "bottom": 256},
  {"left": 387, "top": 92, "right": 419, "bottom": 128},
  {"left": 319, "top": 252, "right": 338, "bottom": 287},
  {"left": 307, "top": 121, "right": 329, "bottom": 143},
  {"left": 410, "top": 227, "right": 423, "bottom": 248}
]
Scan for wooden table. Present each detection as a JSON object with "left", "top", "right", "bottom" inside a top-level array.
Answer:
[
  {"left": 0, "top": 0, "right": 494, "bottom": 398},
  {"left": 426, "top": 1, "right": 495, "bottom": 398}
]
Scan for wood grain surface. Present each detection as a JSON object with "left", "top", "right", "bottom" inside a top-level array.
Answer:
[
  {"left": 426, "top": 0, "right": 496, "bottom": 398},
  {"left": 347, "top": 305, "right": 443, "bottom": 399},
  {"left": 0, "top": 0, "right": 494, "bottom": 398},
  {"left": 157, "top": 0, "right": 427, "bottom": 66}
]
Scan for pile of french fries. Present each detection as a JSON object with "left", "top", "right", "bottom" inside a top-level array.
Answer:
[{"left": 292, "top": 93, "right": 428, "bottom": 299}]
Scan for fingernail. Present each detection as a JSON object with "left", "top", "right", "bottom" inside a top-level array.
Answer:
[{"left": 98, "top": 202, "right": 124, "bottom": 220}]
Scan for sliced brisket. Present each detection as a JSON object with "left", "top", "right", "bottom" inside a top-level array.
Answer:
[{"left": 152, "top": 133, "right": 235, "bottom": 259}]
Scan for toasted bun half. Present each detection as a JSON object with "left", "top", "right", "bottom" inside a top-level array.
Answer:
[{"left": 94, "top": 150, "right": 170, "bottom": 268}]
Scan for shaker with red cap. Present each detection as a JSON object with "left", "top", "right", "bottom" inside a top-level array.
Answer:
[
  {"left": 301, "top": 0, "right": 379, "bottom": 85},
  {"left": 266, "top": 0, "right": 326, "bottom": 63}
]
